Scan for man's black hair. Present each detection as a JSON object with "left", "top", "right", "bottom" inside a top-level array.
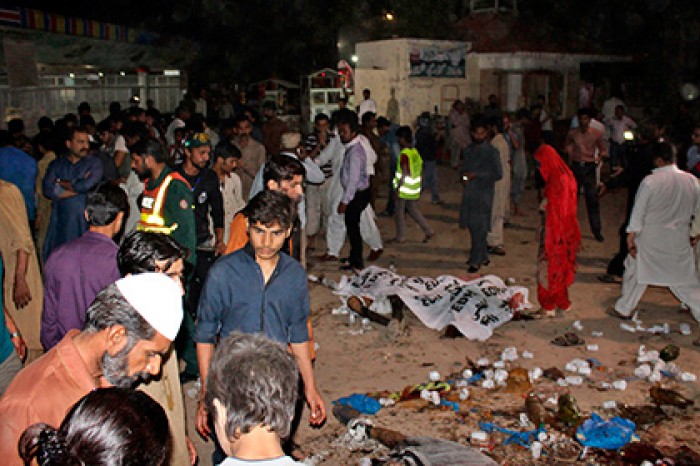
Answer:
[
  {"left": 488, "top": 116, "right": 503, "bottom": 133},
  {"left": 221, "top": 118, "right": 236, "bottom": 130},
  {"left": 118, "top": 231, "right": 187, "bottom": 277},
  {"left": 314, "top": 113, "right": 330, "bottom": 124},
  {"left": 214, "top": 140, "right": 242, "bottom": 161},
  {"left": 233, "top": 114, "right": 249, "bottom": 126},
  {"left": 361, "top": 111, "right": 376, "bottom": 126},
  {"left": 80, "top": 115, "right": 96, "bottom": 128},
  {"left": 335, "top": 109, "right": 359, "bottom": 134},
  {"left": 66, "top": 126, "right": 90, "bottom": 142},
  {"left": 263, "top": 155, "right": 305, "bottom": 187},
  {"left": 78, "top": 101, "right": 91, "bottom": 113},
  {"left": 130, "top": 138, "right": 168, "bottom": 164},
  {"left": 243, "top": 190, "right": 294, "bottom": 230},
  {"left": 86, "top": 183, "right": 128, "bottom": 227},
  {"left": 652, "top": 141, "right": 674, "bottom": 163},
  {"left": 262, "top": 101, "right": 277, "bottom": 111},
  {"left": 471, "top": 114, "right": 489, "bottom": 131},
  {"left": 577, "top": 107, "right": 595, "bottom": 118},
  {"left": 109, "top": 101, "right": 122, "bottom": 116},
  {"left": 122, "top": 121, "right": 148, "bottom": 140},
  {"left": 376, "top": 116, "right": 391, "bottom": 128},
  {"left": 38, "top": 116, "right": 54, "bottom": 132},
  {"left": 8, "top": 118, "right": 24, "bottom": 135},
  {"left": 0, "top": 130, "right": 12, "bottom": 147},
  {"left": 395, "top": 125, "right": 412, "bottom": 142}
]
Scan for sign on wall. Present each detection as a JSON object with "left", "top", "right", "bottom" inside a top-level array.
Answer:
[{"left": 409, "top": 45, "right": 466, "bottom": 78}]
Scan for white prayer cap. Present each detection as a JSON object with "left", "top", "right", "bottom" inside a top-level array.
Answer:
[{"left": 115, "top": 273, "right": 183, "bottom": 341}]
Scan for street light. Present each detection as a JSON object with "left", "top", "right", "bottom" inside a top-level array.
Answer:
[
  {"left": 351, "top": 55, "right": 358, "bottom": 63},
  {"left": 385, "top": 12, "right": 394, "bottom": 21}
]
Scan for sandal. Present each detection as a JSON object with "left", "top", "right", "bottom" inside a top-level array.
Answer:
[
  {"left": 606, "top": 307, "right": 632, "bottom": 320},
  {"left": 551, "top": 332, "right": 585, "bottom": 347}
]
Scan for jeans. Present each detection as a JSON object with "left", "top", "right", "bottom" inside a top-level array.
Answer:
[{"left": 422, "top": 161, "right": 440, "bottom": 202}]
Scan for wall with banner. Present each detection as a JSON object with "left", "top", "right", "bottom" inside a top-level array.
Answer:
[{"left": 409, "top": 45, "right": 467, "bottom": 78}]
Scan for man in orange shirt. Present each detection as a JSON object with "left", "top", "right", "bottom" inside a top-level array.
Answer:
[{"left": 0, "top": 273, "right": 183, "bottom": 466}]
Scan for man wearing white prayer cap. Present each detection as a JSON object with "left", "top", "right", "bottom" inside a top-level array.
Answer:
[{"left": 0, "top": 272, "right": 184, "bottom": 466}]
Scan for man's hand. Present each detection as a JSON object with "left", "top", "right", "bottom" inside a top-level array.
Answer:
[
  {"left": 10, "top": 332, "right": 26, "bottom": 361},
  {"left": 305, "top": 386, "right": 327, "bottom": 426},
  {"left": 215, "top": 241, "right": 226, "bottom": 256},
  {"left": 186, "top": 436, "right": 198, "bottom": 465},
  {"left": 195, "top": 400, "right": 211, "bottom": 439},
  {"left": 627, "top": 232, "right": 637, "bottom": 258},
  {"left": 691, "top": 236, "right": 699, "bottom": 248},
  {"left": 13, "top": 277, "right": 31, "bottom": 309},
  {"left": 337, "top": 202, "right": 347, "bottom": 214}
]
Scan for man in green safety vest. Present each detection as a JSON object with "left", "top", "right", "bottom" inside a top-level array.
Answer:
[{"left": 389, "top": 126, "right": 434, "bottom": 244}]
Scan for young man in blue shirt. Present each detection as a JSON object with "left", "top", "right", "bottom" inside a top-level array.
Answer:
[{"left": 194, "top": 190, "right": 326, "bottom": 446}]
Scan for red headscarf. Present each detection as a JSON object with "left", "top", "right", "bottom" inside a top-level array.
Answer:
[{"left": 534, "top": 144, "right": 580, "bottom": 288}]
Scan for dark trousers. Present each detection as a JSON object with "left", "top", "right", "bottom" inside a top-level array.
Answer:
[
  {"left": 385, "top": 157, "right": 397, "bottom": 214},
  {"left": 178, "top": 250, "right": 216, "bottom": 377},
  {"left": 570, "top": 162, "right": 602, "bottom": 236},
  {"left": 345, "top": 188, "right": 371, "bottom": 268},
  {"left": 606, "top": 222, "right": 629, "bottom": 277}
]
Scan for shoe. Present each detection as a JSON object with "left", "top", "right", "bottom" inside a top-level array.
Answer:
[
  {"left": 379, "top": 210, "right": 393, "bottom": 218},
  {"left": 422, "top": 232, "right": 435, "bottom": 243},
  {"left": 367, "top": 249, "right": 383, "bottom": 261},
  {"left": 317, "top": 253, "right": 338, "bottom": 262},
  {"left": 605, "top": 306, "right": 632, "bottom": 320},
  {"left": 385, "top": 238, "right": 405, "bottom": 244},
  {"left": 487, "top": 245, "right": 506, "bottom": 256},
  {"left": 597, "top": 274, "right": 621, "bottom": 284},
  {"left": 482, "top": 259, "right": 491, "bottom": 266},
  {"left": 594, "top": 232, "right": 605, "bottom": 242},
  {"left": 467, "top": 265, "right": 480, "bottom": 273}
]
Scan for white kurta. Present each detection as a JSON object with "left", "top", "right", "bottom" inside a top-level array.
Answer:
[
  {"left": 487, "top": 134, "right": 511, "bottom": 246},
  {"left": 219, "top": 173, "right": 245, "bottom": 244},
  {"left": 627, "top": 165, "right": 700, "bottom": 285},
  {"left": 322, "top": 136, "right": 382, "bottom": 255}
]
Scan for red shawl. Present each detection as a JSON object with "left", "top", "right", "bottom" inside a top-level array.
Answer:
[{"left": 534, "top": 144, "right": 580, "bottom": 288}]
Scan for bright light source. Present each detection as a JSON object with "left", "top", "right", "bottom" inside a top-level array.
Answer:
[
  {"left": 385, "top": 12, "right": 394, "bottom": 21},
  {"left": 623, "top": 130, "right": 634, "bottom": 141},
  {"left": 351, "top": 55, "right": 358, "bottom": 63},
  {"left": 98, "top": 72, "right": 104, "bottom": 77},
  {"left": 163, "top": 69, "right": 180, "bottom": 76},
  {"left": 68, "top": 73, "right": 75, "bottom": 78},
  {"left": 119, "top": 71, "right": 126, "bottom": 76}
]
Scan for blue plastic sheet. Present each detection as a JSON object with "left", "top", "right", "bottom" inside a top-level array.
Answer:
[
  {"left": 479, "top": 421, "right": 546, "bottom": 448},
  {"left": 575, "top": 413, "right": 638, "bottom": 450},
  {"left": 333, "top": 394, "right": 382, "bottom": 415}
]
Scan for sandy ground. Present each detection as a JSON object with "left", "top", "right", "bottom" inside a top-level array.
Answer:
[{"left": 187, "top": 164, "right": 700, "bottom": 465}]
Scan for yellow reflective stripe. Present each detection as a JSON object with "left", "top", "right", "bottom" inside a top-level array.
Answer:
[
  {"left": 152, "top": 175, "right": 174, "bottom": 218},
  {"left": 404, "top": 176, "right": 422, "bottom": 184},
  {"left": 400, "top": 186, "right": 421, "bottom": 195}
]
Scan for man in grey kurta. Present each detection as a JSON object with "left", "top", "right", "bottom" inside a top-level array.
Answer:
[
  {"left": 613, "top": 142, "right": 700, "bottom": 321},
  {"left": 460, "top": 119, "right": 503, "bottom": 273}
]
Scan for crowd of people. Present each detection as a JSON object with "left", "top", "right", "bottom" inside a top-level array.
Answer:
[{"left": 0, "top": 84, "right": 699, "bottom": 465}]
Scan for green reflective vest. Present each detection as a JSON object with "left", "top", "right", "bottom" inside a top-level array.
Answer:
[{"left": 393, "top": 147, "right": 423, "bottom": 200}]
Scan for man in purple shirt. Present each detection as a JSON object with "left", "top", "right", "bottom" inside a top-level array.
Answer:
[
  {"left": 41, "top": 183, "right": 127, "bottom": 350},
  {"left": 337, "top": 110, "right": 370, "bottom": 271}
]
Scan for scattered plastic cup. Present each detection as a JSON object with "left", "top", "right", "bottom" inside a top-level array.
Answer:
[
  {"left": 519, "top": 413, "right": 530, "bottom": 427},
  {"left": 429, "top": 371, "right": 441, "bottom": 382},
  {"left": 591, "top": 331, "right": 604, "bottom": 337},
  {"left": 680, "top": 323, "right": 692, "bottom": 336},
  {"left": 522, "top": 350, "right": 534, "bottom": 359},
  {"left": 603, "top": 400, "right": 617, "bottom": 409},
  {"left": 494, "top": 369, "right": 509, "bottom": 384},
  {"left": 565, "top": 375, "right": 583, "bottom": 385},
  {"left": 482, "top": 379, "right": 496, "bottom": 389},
  {"left": 612, "top": 380, "right": 627, "bottom": 391},
  {"left": 531, "top": 441, "right": 543, "bottom": 459},
  {"left": 586, "top": 344, "right": 599, "bottom": 352},
  {"left": 634, "top": 364, "right": 652, "bottom": 379},
  {"left": 477, "top": 358, "right": 490, "bottom": 367},
  {"left": 620, "top": 323, "right": 636, "bottom": 333},
  {"left": 462, "top": 369, "right": 473, "bottom": 379},
  {"left": 648, "top": 371, "right": 662, "bottom": 383},
  {"left": 557, "top": 378, "right": 568, "bottom": 386},
  {"left": 573, "top": 320, "right": 584, "bottom": 331},
  {"left": 459, "top": 388, "right": 470, "bottom": 400},
  {"left": 471, "top": 430, "right": 489, "bottom": 446},
  {"left": 681, "top": 372, "right": 697, "bottom": 382},
  {"left": 565, "top": 362, "right": 578, "bottom": 372},
  {"left": 501, "top": 347, "right": 519, "bottom": 361},
  {"left": 578, "top": 366, "right": 592, "bottom": 376},
  {"left": 529, "top": 367, "right": 543, "bottom": 381},
  {"left": 493, "top": 360, "right": 506, "bottom": 369}
]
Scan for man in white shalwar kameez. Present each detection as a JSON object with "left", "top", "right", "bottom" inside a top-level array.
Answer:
[
  {"left": 318, "top": 133, "right": 383, "bottom": 261},
  {"left": 612, "top": 142, "right": 700, "bottom": 322},
  {"left": 487, "top": 119, "right": 511, "bottom": 255}
]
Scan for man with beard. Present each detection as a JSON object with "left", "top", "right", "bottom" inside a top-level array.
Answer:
[
  {"left": 233, "top": 114, "right": 266, "bottom": 199},
  {"left": 459, "top": 117, "right": 503, "bottom": 273},
  {"left": 42, "top": 126, "right": 104, "bottom": 261},
  {"left": 130, "top": 138, "right": 196, "bottom": 268},
  {"left": 0, "top": 273, "right": 184, "bottom": 466}
]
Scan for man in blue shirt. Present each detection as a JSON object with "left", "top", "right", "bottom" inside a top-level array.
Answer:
[{"left": 194, "top": 190, "right": 326, "bottom": 443}]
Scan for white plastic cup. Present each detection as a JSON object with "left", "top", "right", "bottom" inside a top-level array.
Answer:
[
  {"left": 429, "top": 371, "right": 441, "bottom": 382},
  {"left": 519, "top": 413, "right": 530, "bottom": 426},
  {"left": 557, "top": 378, "right": 568, "bottom": 386},
  {"left": 471, "top": 431, "right": 488, "bottom": 443},
  {"left": 591, "top": 331, "right": 604, "bottom": 337},
  {"left": 493, "top": 360, "right": 506, "bottom": 368},
  {"left": 603, "top": 400, "right": 617, "bottom": 409},
  {"left": 680, "top": 323, "right": 692, "bottom": 336},
  {"left": 477, "top": 357, "right": 490, "bottom": 367},
  {"left": 634, "top": 364, "right": 652, "bottom": 378},
  {"left": 484, "top": 369, "right": 495, "bottom": 380},
  {"left": 501, "top": 346, "right": 519, "bottom": 361},
  {"left": 565, "top": 375, "right": 583, "bottom": 385},
  {"left": 612, "top": 380, "right": 627, "bottom": 391},
  {"left": 348, "top": 313, "right": 357, "bottom": 325},
  {"left": 482, "top": 379, "right": 496, "bottom": 389},
  {"left": 573, "top": 320, "right": 584, "bottom": 331},
  {"left": 522, "top": 350, "right": 534, "bottom": 359},
  {"left": 648, "top": 371, "right": 662, "bottom": 383},
  {"left": 462, "top": 369, "right": 473, "bottom": 379},
  {"left": 565, "top": 362, "right": 578, "bottom": 372},
  {"left": 578, "top": 366, "right": 592, "bottom": 376},
  {"left": 681, "top": 372, "right": 697, "bottom": 382},
  {"left": 459, "top": 388, "right": 470, "bottom": 400},
  {"left": 586, "top": 344, "right": 599, "bottom": 352},
  {"left": 529, "top": 367, "right": 543, "bottom": 381},
  {"left": 494, "top": 369, "right": 509, "bottom": 384},
  {"left": 531, "top": 441, "right": 543, "bottom": 459}
]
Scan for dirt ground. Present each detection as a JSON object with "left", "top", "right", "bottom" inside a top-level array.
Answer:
[{"left": 187, "top": 164, "right": 700, "bottom": 465}]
